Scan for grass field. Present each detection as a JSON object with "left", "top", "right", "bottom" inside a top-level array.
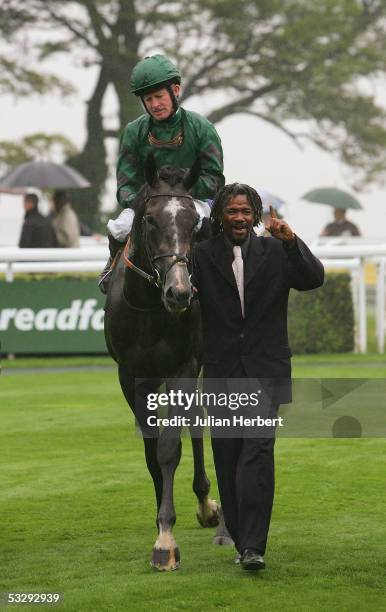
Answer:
[{"left": 1, "top": 355, "right": 386, "bottom": 611}]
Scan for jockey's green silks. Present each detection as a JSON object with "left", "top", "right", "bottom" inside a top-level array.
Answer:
[{"left": 116, "top": 108, "right": 224, "bottom": 209}]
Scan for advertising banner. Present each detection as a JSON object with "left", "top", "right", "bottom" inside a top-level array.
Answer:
[{"left": 0, "top": 278, "right": 107, "bottom": 354}]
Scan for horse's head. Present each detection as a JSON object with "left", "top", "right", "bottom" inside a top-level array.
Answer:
[{"left": 133, "top": 154, "right": 201, "bottom": 312}]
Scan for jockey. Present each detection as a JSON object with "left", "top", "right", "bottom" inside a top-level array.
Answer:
[{"left": 99, "top": 54, "right": 225, "bottom": 293}]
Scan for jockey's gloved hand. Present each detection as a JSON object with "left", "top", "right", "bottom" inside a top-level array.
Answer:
[
  {"left": 193, "top": 199, "right": 211, "bottom": 232},
  {"left": 107, "top": 208, "right": 135, "bottom": 242}
]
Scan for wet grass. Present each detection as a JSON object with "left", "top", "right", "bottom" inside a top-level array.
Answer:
[{"left": 0, "top": 360, "right": 385, "bottom": 611}]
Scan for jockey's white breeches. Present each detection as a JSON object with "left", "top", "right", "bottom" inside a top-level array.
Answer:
[{"left": 107, "top": 199, "right": 211, "bottom": 242}]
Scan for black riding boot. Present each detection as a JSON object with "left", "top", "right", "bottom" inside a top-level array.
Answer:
[{"left": 98, "top": 234, "right": 124, "bottom": 294}]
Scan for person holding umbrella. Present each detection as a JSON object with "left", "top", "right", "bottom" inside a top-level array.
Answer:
[
  {"left": 0, "top": 160, "right": 90, "bottom": 247},
  {"left": 302, "top": 187, "right": 362, "bottom": 237},
  {"left": 19, "top": 192, "right": 57, "bottom": 248},
  {"left": 51, "top": 190, "right": 80, "bottom": 248},
  {"left": 321, "top": 208, "right": 361, "bottom": 237}
]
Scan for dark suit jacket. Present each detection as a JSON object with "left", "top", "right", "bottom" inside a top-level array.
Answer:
[
  {"left": 19, "top": 209, "right": 57, "bottom": 248},
  {"left": 192, "top": 232, "right": 324, "bottom": 403}
]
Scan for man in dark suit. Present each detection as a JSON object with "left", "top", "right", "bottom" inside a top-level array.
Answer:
[
  {"left": 19, "top": 193, "right": 56, "bottom": 248},
  {"left": 192, "top": 183, "right": 324, "bottom": 570}
]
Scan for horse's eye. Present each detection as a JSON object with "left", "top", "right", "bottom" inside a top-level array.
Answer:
[{"left": 145, "top": 215, "right": 158, "bottom": 227}]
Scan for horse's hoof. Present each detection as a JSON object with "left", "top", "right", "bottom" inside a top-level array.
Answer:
[
  {"left": 213, "top": 535, "right": 234, "bottom": 546},
  {"left": 196, "top": 498, "right": 220, "bottom": 528},
  {"left": 151, "top": 546, "right": 180, "bottom": 571},
  {"left": 212, "top": 506, "right": 233, "bottom": 545},
  {"left": 196, "top": 509, "right": 219, "bottom": 528}
]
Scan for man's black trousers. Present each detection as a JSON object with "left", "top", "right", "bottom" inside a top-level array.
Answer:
[
  {"left": 207, "top": 366, "right": 279, "bottom": 555},
  {"left": 211, "top": 434, "right": 276, "bottom": 555}
]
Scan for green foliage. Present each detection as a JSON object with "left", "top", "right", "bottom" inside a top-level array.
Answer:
[
  {"left": 289, "top": 272, "right": 354, "bottom": 353},
  {"left": 0, "top": 272, "right": 97, "bottom": 282},
  {"left": 0, "top": 132, "right": 78, "bottom": 176},
  {"left": 0, "top": 57, "right": 74, "bottom": 96}
]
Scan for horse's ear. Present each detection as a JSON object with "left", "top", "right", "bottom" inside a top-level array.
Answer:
[
  {"left": 184, "top": 157, "right": 201, "bottom": 192},
  {"left": 144, "top": 153, "right": 158, "bottom": 187}
]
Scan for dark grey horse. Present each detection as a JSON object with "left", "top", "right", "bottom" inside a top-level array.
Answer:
[{"left": 104, "top": 156, "right": 219, "bottom": 570}]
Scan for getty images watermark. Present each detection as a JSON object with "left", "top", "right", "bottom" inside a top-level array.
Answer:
[
  {"left": 146, "top": 388, "right": 284, "bottom": 430},
  {"left": 135, "top": 378, "right": 286, "bottom": 438},
  {"left": 134, "top": 378, "right": 386, "bottom": 438}
]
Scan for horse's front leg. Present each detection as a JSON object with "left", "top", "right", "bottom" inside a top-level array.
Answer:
[
  {"left": 118, "top": 369, "right": 163, "bottom": 520},
  {"left": 152, "top": 433, "right": 182, "bottom": 571},
  {"left": 191, "top": 435, "right": 219, "bottom": 528},
  {"left": 187, "top": 384, "right": 219, "bottom": 528}
]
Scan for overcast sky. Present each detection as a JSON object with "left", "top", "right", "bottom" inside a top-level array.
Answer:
[{"left": 1, "top": 51, "right": 385, "bottom": 245}]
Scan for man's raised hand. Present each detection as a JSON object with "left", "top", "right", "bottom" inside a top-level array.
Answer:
[{"left": 264, "top": 205, "right": 295, "bottom": 243}]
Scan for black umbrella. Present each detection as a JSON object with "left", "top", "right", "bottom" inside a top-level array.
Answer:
[{"left": 0, "top": 160, "right": 90, "bottom": 189}]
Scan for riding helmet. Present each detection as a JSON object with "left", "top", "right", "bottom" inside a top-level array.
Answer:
[{"left": 130, "top": 55, "right": 181, "bottom": 97}]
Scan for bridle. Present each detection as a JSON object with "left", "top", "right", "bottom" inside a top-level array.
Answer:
[{"left": 123, "top": 192, "right": 196, "bottom": 289}]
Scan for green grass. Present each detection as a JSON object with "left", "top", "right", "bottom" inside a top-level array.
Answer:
[
  {"left": 293, "top": 352, "right": 386, "bottom": 377},
  {"left": 1, "top": 358, "right": 386, "bottom": 611},
  {"left": 2, "top": 351, "right": 386, "bottom": 377},
  {"left": 0, "top": 355, "right": 113, "bottom": 370}
]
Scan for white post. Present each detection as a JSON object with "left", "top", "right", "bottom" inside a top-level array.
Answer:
[
  {"left": 350, "top": 269, "right": 359, "bottom": 353},
  {"left": 376, "top": 258, "right": 385, "bottom": 354},
  {"left": 358, "top": 258, "right": 367, "bottom": 353},
  {"left": 5, "top": 262, "right": 13, "bottom": 282}
]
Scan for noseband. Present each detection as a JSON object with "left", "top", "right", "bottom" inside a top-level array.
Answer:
[{"left": 123, "top": 193, "right": 194, "bottom": 289}]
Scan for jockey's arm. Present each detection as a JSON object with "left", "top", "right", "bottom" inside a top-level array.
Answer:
[
  {"left": 191, "top": 122, "right": 225, "bottom": 201},
  {"left": 116, "top": 130, "right": 138, "bottom": 209}
]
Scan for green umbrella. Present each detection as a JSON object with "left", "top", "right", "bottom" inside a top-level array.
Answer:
[{"left": 302, "top": 187, "right": 362, "bottom": 210}]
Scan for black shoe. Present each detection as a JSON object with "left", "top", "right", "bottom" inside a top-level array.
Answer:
[{"left": 240, "top": 549, "right": 266, "bottom": 571}]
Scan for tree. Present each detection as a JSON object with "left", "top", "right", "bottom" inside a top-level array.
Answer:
[
  {"left": 1, "top": 0, "right": 386, "bottom": 224},
  {"left": 0, "top": 5, "right": 74, "bottom": 96},
  {"left": 0, "top": 133, "right": 78, "bottom": 178}
]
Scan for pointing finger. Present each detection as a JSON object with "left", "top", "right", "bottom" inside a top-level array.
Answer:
[{"left": 269, "top": 205, "right": 278, "bottom": 219}]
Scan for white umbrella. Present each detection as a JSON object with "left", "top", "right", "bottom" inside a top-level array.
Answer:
[{"left": 255, "top": 188, "right": 286, "bottom": 214}]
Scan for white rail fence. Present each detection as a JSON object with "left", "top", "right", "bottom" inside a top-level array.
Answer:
[
  {"left": 313, "top": 242, "right": 386, "bottom": 354},
  {"left": 0, "top": 244, "right": 385, "bottom": 353}
]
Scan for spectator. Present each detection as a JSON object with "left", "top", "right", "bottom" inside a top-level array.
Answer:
[
  {"left": 52, "top": 190, "right": 80, "bottom": 247},
  {"left": 19, "top": 193, "right": 57, "bottom": 248},
  {"left": 321, "top": 208, "right": 361, "bottom": 237}
]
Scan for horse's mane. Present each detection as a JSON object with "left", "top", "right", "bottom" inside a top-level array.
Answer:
[
  {"left": 158, "top": 166, "right": 187, "bottom": 187},
  {"left": 130, "top": 165, "right": 189, "bottom": 246}
]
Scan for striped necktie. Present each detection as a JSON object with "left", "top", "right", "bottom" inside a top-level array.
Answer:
[{"left": 232, "top": 245, "right": 245, "bottom": 317}]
